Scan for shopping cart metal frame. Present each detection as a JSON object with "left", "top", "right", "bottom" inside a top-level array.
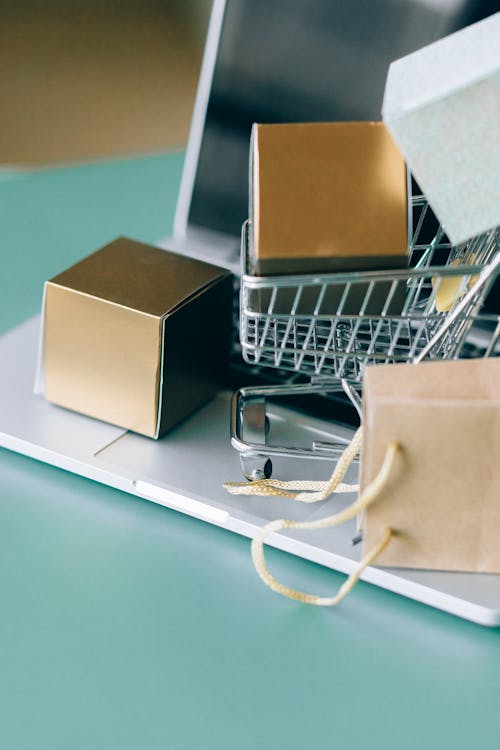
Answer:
[{"left": 232, "top": 195, "right": 500, "bottom": 479}]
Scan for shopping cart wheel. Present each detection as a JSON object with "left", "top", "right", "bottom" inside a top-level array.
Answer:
[{"left": 240, "top": 454, "right": 273, "bottom": 482}]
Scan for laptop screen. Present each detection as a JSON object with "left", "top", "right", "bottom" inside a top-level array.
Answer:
[{"left": 185, "top": 0, "right": 495, "bottom": 240}]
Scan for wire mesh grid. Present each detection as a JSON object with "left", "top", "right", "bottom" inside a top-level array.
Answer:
[{"left": 240, "top": 196, "right": 499, "bottom": 382}]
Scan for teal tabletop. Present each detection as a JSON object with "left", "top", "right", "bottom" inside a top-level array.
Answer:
[{"left": 1, "top": 154, "right": 499, "bottom": 750}]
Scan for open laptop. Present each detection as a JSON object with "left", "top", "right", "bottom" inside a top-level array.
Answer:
[{"left": 1, "top": 0, "right": 499, "bottom": 626}]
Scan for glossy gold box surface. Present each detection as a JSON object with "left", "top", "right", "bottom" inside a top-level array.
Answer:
[
  {"left": 43, "top": 238, "right": 233, "bottom": 438},
  {"left": 250, "top": 121, "right": 408, "bottom": 275}
]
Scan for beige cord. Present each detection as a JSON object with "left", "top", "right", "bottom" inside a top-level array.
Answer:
[
  {"left": 250, "top": 440, "right": 400, "bottom": 606},
  {"left": 224, "top": 427, "right": 363, "bottom": 501}
]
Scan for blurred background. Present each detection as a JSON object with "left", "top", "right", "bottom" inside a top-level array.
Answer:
[{"left": 0, "top": 0, "right": 211, "bottom": 165}]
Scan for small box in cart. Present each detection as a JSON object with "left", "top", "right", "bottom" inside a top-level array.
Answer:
[
  {"left": 248, "top": 121, "right": 410, "bottom": 276},
  {"left": 38, "top": 237, "right": 233, "bottom": 438}
]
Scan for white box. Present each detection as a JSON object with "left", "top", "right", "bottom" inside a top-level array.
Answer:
[{"left": 382, "top": 12, "right": 500, "bottom": 245}]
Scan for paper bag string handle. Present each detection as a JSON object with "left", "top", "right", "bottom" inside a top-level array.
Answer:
[
  {"left": 242, "top": 435, "right": 400, "bottom": 606},
  {"left": 224, "top": 427, "right": 363, "bottom": 501},
  {"left": 251, "top": 439, "right": 399, "bottom": 606}
]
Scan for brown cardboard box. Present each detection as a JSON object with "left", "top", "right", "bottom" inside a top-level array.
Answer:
[
  {"left": 249, "top": 121, "right": 409, "bottom": 276},
  {"left": 360, "top": 358, "right": 500, "bottom": 572},
  {"left": 42, "top": 237, "right": 233, "bottom": 438}
]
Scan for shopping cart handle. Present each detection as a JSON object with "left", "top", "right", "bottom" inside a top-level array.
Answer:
[{"left": 414, "top": 249, "right": 500, "bottom": 364}]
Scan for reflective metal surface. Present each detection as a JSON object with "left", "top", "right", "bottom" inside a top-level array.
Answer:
[{"left": 188, "top": 0, "right": 494, "bottom": 237}]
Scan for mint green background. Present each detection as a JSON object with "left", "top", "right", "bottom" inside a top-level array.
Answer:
[{"left": 1, "top": 155, "right": 499, "bottom": 750}]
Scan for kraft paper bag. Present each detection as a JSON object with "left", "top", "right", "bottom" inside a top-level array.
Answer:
[{"left": 361, "top": 357, "right": 500, "bottom": 573}]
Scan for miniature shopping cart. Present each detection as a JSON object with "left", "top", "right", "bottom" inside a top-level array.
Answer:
[{"left": 231, "top": 193, "right": 500, "bottom": 480}]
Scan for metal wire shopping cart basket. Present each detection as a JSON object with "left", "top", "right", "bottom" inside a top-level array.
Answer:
[{"left": 231, "top": 193, "right": 500, "bottom": 480}]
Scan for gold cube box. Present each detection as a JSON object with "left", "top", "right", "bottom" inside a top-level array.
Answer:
[
  {"left": 249, "top": 121, "right": 409, "bottom": 275},
  {"left": 42, "top": 237, "right": 233, "bottom": 438}
]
